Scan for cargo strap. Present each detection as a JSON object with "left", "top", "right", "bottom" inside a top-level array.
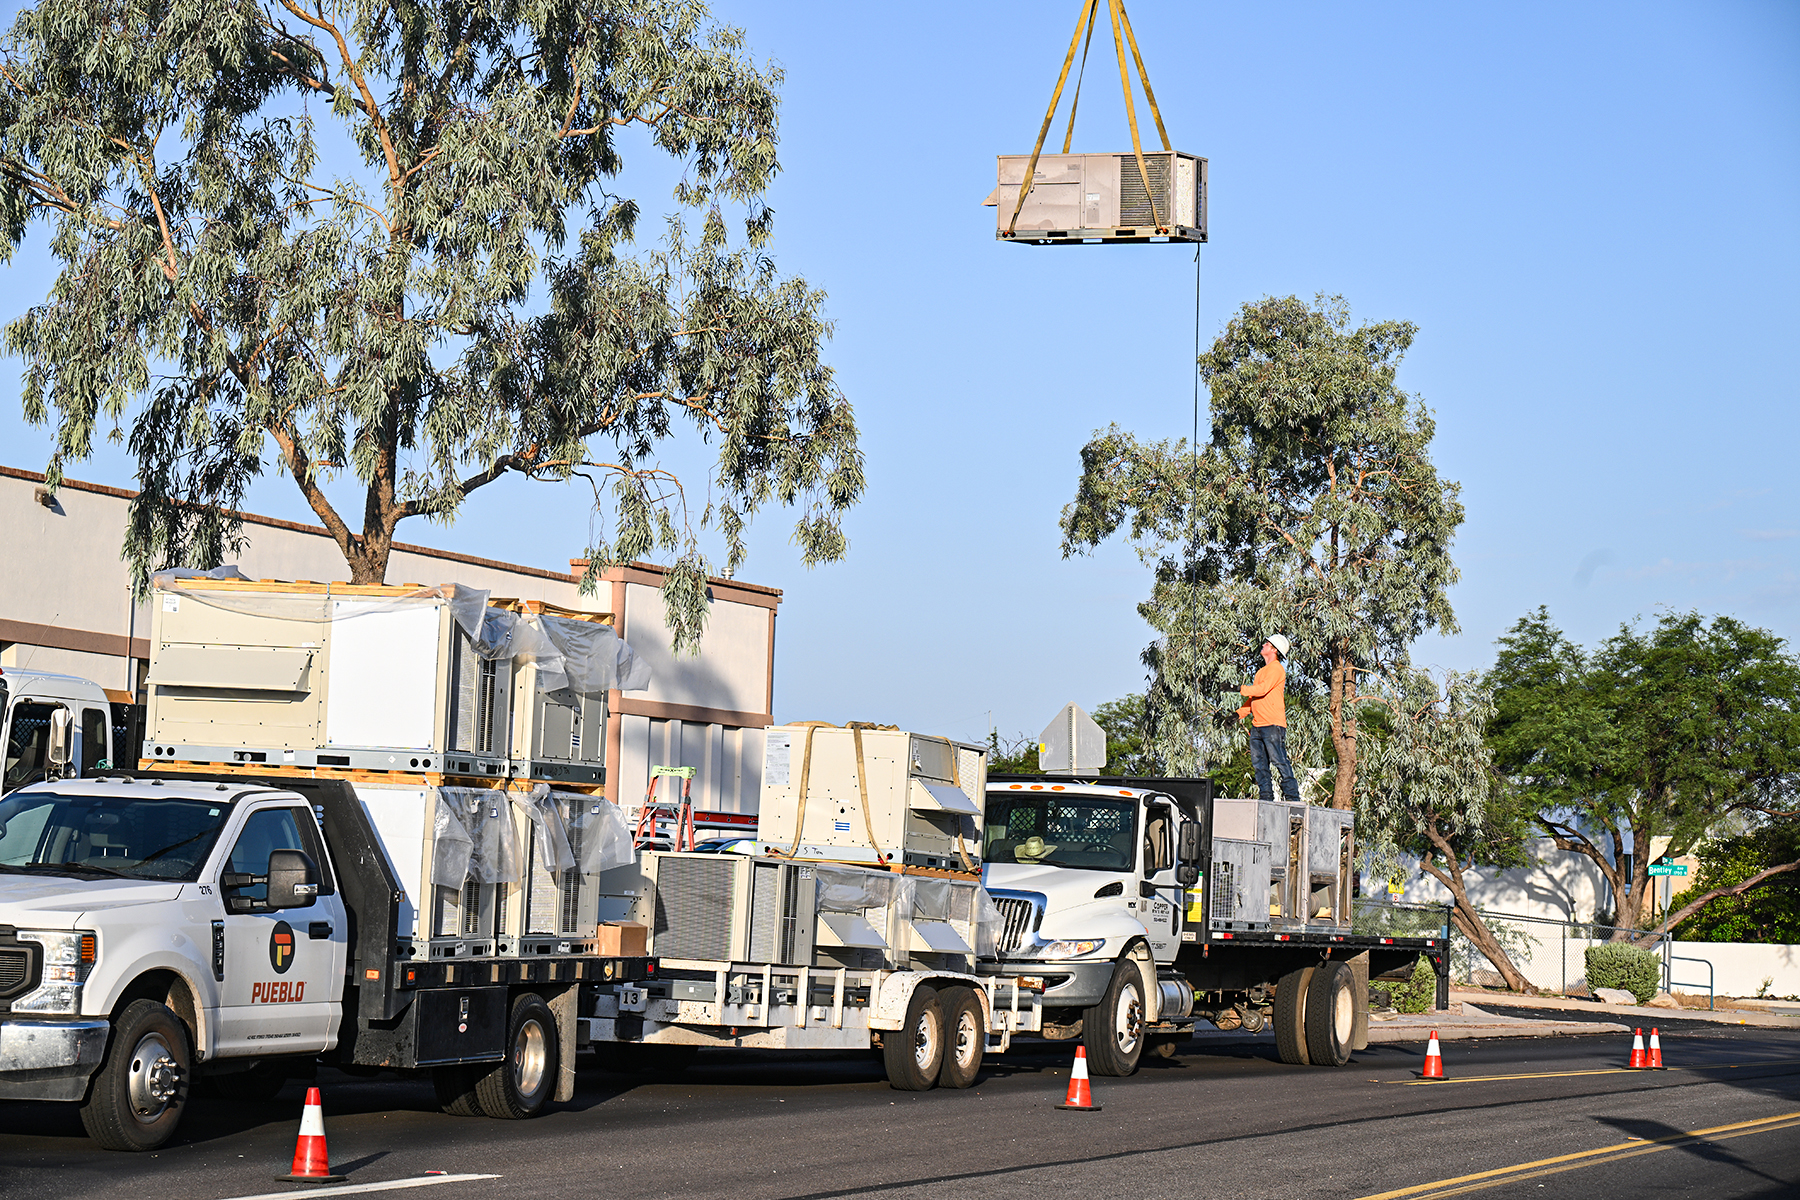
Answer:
[
  {"left": 1005, "top": 0, "right": 1174, "bottom": 237},
  {"left": 846, "top": 724, "right": 889, "bottom": 867}
]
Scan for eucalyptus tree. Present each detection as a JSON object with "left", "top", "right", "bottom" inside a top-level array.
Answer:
[
  {"left": 1359, "top": 668, "right": 1535, "bottom": 991},
  {"left": 1487, "top": 608, "right": 1800, "bottom": 936},
  {"left": 1061, "top": 294, "right": 1464, "bottom": 806},
  {"left": 0, "top": 0, "right": 861, "bottom": 646}
]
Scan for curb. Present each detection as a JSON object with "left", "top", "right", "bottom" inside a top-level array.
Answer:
[{"left": 1449, "top": 989, "right": 1800, "bottom": 1029}]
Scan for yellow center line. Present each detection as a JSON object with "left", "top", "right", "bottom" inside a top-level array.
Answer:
[
  {"left": 1387, "top": 1057, "right": 1800, "bottom": 1085},
  {"left": 1355, "top": 1111, "right": 1800, "bottom": 1200}
]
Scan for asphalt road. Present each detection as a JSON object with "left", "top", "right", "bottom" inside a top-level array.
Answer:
[{"left": 4, "top": 1025, "right": 1797, "bottom": 1200}]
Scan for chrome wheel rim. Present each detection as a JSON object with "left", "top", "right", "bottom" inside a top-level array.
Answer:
[
  {"left": 1115, "top": 984, "right": 1143, "bottom": 1054},
  {"left": 953, "top": 1008, "right": 979, "bottom": 1067},
  {"left": 513, "top": 1018, "right": 548, "bottom": 1098},
  {"left": 912, "top": 1007, "right": 940, "bottom": 1071},
  {"left": 127, "top": 1033, "right": 180, "bottom": 1120}
]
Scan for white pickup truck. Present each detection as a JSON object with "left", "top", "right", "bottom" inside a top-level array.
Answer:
[
  {"left": 0, "top": 772, "right": 649, "bottom": 1151},
  {"left": 980, "top": 774, "right": 1447, "bottom": 1075},
  {"left": 1, "top": 668, "right": 118, "bottom": 793}
]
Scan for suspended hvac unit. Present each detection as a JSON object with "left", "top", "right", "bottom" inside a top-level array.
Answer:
[{"left": 993, "top": 151, "right": 1207, "bottom": 244}]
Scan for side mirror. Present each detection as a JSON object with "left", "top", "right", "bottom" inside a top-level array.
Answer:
[
  {"left": 1177, "top": 822, "right": 1203, "bottom": 864},
  {"left": 1176, "top": 864, "right": 1200, "bottom": 887},
  {"left": 47, "top": 708, "right": 73, "bottom": 774},
  {"left": 266, "top": 849, "right": 321, "bottom": 909}
]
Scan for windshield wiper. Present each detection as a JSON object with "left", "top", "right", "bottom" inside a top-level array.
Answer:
[
  {"left": 5, "top": 861, "right": 136, "bottom": 879},
  {"left": 137, "top": 828, "right": 216, "bottom": 865}
]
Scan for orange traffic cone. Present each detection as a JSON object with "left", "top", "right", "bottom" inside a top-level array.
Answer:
[
  {"left": 1628, "top": 1028, "right": 1647, "bottom": 1069},
  {"left": 1055, "top": 1045, "right": 1103, "bottom": 1111},
  {"left": 1418, "top": 1030, "right": 1446, "bottom": 1080},
  {"left": 1647, "top": 1027, "right": 1665, "bottom": 1070},
  {"left": 277, "top": 1086, "right": 347, "bottom": 1184}
]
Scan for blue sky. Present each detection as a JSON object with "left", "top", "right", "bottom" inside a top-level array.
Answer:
[{"left": 2, "top": 1, "right": 1796, "bottom": 749}]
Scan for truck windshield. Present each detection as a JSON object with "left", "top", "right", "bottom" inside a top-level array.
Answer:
[
  {"left": 0, "top": 790, "right": 231, "bottom": 882},
  {"left": 984, "top": 795, "right": 1138, "bottom": 872}
]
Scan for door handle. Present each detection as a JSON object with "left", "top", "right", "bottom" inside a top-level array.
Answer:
[{"left": 308, "top": 922, "right": 333, "bottom": 940}]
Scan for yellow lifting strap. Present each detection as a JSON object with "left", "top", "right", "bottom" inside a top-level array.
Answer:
[{"left": 1006, "top": 0, "right": 1175, "bottom": 237}]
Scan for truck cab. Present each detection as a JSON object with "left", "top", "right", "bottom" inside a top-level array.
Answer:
[
  {"left": 980, "top": 777, "right": 1205, "bottom": 1076},
  {"left": 1, "top": 669, "right": 116, "bottom": 793},
  {"left": 0, "top": 776, "right": 347, "bottom": 1150}
]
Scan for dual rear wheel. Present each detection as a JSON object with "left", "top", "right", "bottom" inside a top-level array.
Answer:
[
  {"left": 882, "top": 984, "right": 985, "bottom": 1091},
  {"left": 1273, "top": 961, "right": 1357, "bottom": 1067},
  {"left": 432, "top": 992, "right": 559, "bottom": 1119}
]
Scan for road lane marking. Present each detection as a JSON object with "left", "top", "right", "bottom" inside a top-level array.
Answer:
[
  {"left": 211, "top": 1173, "right": 500, "bottom": 1200},
  {"left": 1387, "top": 1057, "right": 1800, "bottom": 1085},
  {"left": 1355, "top": 1112, "right": 1800, "bottom": 1199}
]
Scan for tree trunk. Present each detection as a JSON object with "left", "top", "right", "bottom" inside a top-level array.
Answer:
[
  {"left": 1631, "top": 858, "right": 1800, "bottom": 948},
  {"left": 1328, "top": 642, "right": 1356, "bottom": 809},
  {"left": 1423, "top": 826, "right": 1537, "bottom": 995}
]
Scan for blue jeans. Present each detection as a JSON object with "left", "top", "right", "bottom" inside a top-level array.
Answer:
[{"left": 1249, "top": 724, "right": 1301, "bottom": 804}]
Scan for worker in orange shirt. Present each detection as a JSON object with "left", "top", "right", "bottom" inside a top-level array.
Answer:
[{"left": 1238, "top": 634, "right": 1300, "bottom": 804}]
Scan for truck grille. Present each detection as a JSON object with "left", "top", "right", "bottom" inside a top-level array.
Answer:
[
  {"left": 992, "top": 897, "right": 1039, "bottom": 954},
  {"left": 0, "top": 948, "right": 30, "bottom": 998}
]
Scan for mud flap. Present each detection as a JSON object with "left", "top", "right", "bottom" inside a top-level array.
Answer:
[
  {"left": 1348, "top": 951, "right": 1370, "bottom": 1052},
  {"left": 549, "top": 986, "right": 579, "bottom": 1102}
]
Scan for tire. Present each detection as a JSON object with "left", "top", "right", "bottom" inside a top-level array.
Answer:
[
  {"left": 936, "top": 987, "right": 985, "bottom": 1090},
  {"left": 1305, "top": 960, "right": 1355, "bottom": 1067},
  {"left": 433, "top": 1063, "right": 486, "bottom": 1117},
  {"left": 1273, "top": 967, "right": 1314, "bottom": 1066},
  {"left": 882, "top": 985, "right": 944, "bottom": 1091},
  {"left": 1083, "top": 960, "right": 1147, "bottom": 1077},
  {"left": 474, "top": 993, "right": 559, "bottom": 1119},
  {"left": 213, "top": 1061, "right": 288, "bottom": 1103},
  {"left": 79, "top": 1000, "right": 191, "bottom": 1152}
]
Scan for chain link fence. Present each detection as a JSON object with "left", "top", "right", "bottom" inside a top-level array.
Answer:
[{"left": 1446, "top": 909, "right": 1667, "bottom": 996}]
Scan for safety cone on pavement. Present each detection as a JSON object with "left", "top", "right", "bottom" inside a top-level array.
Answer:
[
  {"left": 1628, "top": 1028, "right": 1647, "bottom": 1069},
  {"left": 1417, "top": 1030, "right": 1447, "bottom": 1080},
  {"left": 1647, "top": 1027, "right": 1665, "bottom": 1070},
  {"left": 277, "top": 1086, "right": 347, "bottom": 1184},
  {"left": 1055, "top": 1045, "right": 1103, "bottom": 1111}
]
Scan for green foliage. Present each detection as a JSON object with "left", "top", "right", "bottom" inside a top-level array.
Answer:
[
  {"left": 1486, "top": 607, "right": 1800, "bottom": 930},
  {"left": 1385, "top": 956, "right": 1437, "bottom": 1014},
  {"left": 0, "top": 0, "right": 862, "bottom": 647},
  {"left": 1584, "top": 942, "right": 1662, "bottom": 1004},
  {"left": 1671, "top": 823, "right": 1800, "bottom": 943},
  {"left": 1060, "top": 294, "right": 1463, "bottom": 808}
]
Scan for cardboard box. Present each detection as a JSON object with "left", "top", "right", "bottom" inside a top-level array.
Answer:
[{"left": 596, "top": 921, "right": 648, "bottom": 958}]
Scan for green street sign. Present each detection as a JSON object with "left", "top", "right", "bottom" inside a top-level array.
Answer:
[{"left": 1649, "top": 863, "right": 1689, "bottom": 877}]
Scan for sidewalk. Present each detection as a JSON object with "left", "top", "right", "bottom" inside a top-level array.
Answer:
[
  {"left": 1449, "top": 987, "right": 1800, "bottom": 1029},
  {"left": 1183, "top": 1003, "right": 1628, "bottom": 1045}
]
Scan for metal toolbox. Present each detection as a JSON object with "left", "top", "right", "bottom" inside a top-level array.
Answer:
[
  {"left": 993, "top": 150, "right": 1207, "bottom": 244},
  {"left": 755, "top": 725, "right": 986, "bottom": 872}
]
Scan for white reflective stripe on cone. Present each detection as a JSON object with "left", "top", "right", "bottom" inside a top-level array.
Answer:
[{"left": 299, "top": 1105, "right": 326, "bottom": 1137}]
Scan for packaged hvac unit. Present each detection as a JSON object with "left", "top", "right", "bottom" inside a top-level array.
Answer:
[
  {"left": 141, "top": 579, "right": 640, "bottom": 780},
  {"left": 993, "top": 151, "right": 1207, "bottom": 245},
  {"left": 755, "top": 725, "right": 987, "bottom": 872},
  {"left": 1213, "top": 797, "right": 1354, "bottom": 932},
  {"left": 640, "top": 852, "right": 820, "bottom": 967},
  {"left": 1206, "top": 837, "right": 1272, "bottom": 932},
  {"left": 516, "top": 790, "right": 609, "bottom": 943}
]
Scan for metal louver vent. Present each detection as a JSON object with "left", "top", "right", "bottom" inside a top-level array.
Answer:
[
  {"left": 1211, "top": 860, "right": 1238, "bottom": 922},
  {"left": 1118, "top": 153, "right": 1172, "bottom": 226},
  {"left": 652, "top": 856, "right": 735, "bottom": 961},
  {"left": 992, "top": 897, "right": 1039, "bottom": 954}
]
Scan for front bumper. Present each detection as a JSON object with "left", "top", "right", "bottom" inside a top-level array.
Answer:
[
  {"left": 0, "top": 1019, "right": 110, "bottom": 1101},
  {"left": 987, "top": 958, "right": 1116, "bottom": 1010}
]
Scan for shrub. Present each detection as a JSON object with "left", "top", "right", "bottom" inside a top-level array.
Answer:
[
  {"left": 1585, "top": 942, "right": 1662, "bottom": 1003},
  {"left": 1383, "top": 956, "right": 1438, "bottom": 1013}
]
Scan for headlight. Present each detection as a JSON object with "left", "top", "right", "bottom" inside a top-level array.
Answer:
[
  {"left": 1037, "top": 939, "right": 1105, "bottom": 960},
  {"left": 14, "top": 930, "right": 98, "bottom": 1014}
]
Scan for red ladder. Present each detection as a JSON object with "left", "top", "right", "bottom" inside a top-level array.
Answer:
[{"left": 634, "top": 765, "right": 696, "bottom": 852}]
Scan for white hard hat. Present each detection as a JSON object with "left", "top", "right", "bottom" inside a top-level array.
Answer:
[{"left": 1267, "top": 634, "right": 1291, "bottom": 658}]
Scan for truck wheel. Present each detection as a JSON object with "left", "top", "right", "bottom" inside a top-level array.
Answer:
[
  {"left": 1083, "top": 961, "right": 1146, "bottom": 1077},
  {"left": 433, "top": 1063, "right": 485, "bottom": 1117},
  {"left": 937, "top": 987, "right": 985, "bottom": 1089},
  {"left": 1273, "top": 967, "right": 1314, "bottom": 1066},
  {"left": 882, "top": 984, "right": 943, "bottom": 1091},
  {"left": 79, "top": 1000, "right": 191, "bottom": 1152},
  {"left": 1305, "top": 960, "right": 1355, "bottom": 1067},
  {"left": 474, "top": 993, "right": 559, "bottom": 1119}
]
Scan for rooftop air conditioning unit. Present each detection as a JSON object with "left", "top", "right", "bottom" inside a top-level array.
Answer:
[{"left": 993, "top": 151, "right": 1207, "bottom": 245}]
